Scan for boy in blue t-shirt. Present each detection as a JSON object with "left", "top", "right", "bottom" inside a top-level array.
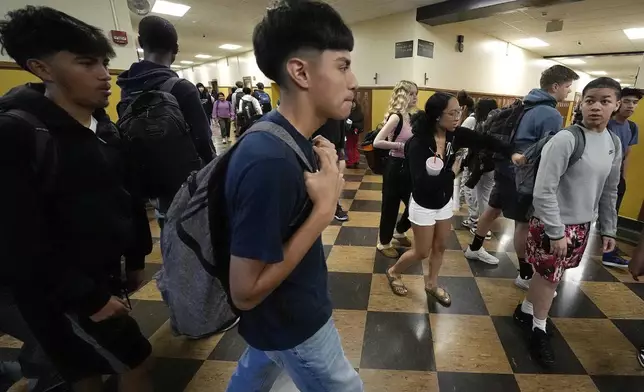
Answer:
[
  {"left": 603, "top": 87, "right": 641, "bottom": 268},
  {"left": 224, "top": 1, "right": 362, "bottom": 391}
]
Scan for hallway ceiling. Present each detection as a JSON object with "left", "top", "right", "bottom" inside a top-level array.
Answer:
[
  {"left": 130, "top": 0, "right": 443, "bottom": 65},
  {"left": 452, "top": 0, "right": 644, "bottom": 84}
]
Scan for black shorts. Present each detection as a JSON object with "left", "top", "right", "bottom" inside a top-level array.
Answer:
[
  {"left": 16, "top": 297, "right": 151, "bottom": 383},
  {"left": 488, "top": 171, "right": 532, "bottom": 223}
]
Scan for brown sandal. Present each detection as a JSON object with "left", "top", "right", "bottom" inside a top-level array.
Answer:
[
  {"left": 386, "top": 270, "right": 408, "bottom": 296},
  {"left": 426, "top": 287, "right": 451, "bottom": 307}
]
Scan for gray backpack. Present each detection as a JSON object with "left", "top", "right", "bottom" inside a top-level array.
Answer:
[
  {"left": 516, "top": 124, "right": 620, "bottom": 197},
  {"left": 156, "top": 121, "right": 314, "bottom": 338}
]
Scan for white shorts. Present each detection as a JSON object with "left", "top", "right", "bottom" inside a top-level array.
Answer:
[{"left": 408, "top": 197, "right": 454, "bottom": 227}]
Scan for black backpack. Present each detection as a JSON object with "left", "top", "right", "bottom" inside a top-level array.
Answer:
[
  {"left": 234, "top": 91, "right": 245, "bottom": 108},
  {"left": 237, "top": 99, "right": 259, "bottom": 129},
  {"left": 116, "top": 77, "right": 202, "bottom": 199},
  {"left": 483, "top": 100, "right": 525, "bottom": 161}
]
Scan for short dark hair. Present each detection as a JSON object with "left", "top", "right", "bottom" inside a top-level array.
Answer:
[
  {"left": 256, "top": 82, "right": 265, "bottom": 89},
  {"left": 582, "top": 77, "right": 621, "bottom": 99},
  {"left": 0, "top": 6, "right": 115, "bottom": 71},
  {"left": 243, "top": 87, "right": 252, "bottom": 95},
  {"left": 540, "top": 65, "right": 580, "bottom": 89},
  {"left": 621, "top": 87, "right": 643, "bottom": 100},
  {"left": 235, "top": 81, "right": 244, "bottom": 88},
  {"left": 138, "top": 15, "right": 178, "bottom": 54},
  {"left": 253, "top": 0, "right": 354, "bottom": 86},
  {"left": 196, "top": 83, "right": 205, "bottom": 89},
  {"left": 217, "top": 92, "right": 225, "bottom": 97},
  {"left": 474, "top": 98, "right": 498, "bottom": 123}
]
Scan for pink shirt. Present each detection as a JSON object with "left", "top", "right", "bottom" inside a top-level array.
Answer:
[
  {"left": 389, "top": 118, "right": 412, "bottom": 158},
  {"left": 373, "top": 113, "right": 413, "bottom": 158}
]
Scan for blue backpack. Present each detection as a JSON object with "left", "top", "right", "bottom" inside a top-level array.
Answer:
[{"left": 254, "top": 90, "right": 272, "bottom": 113}]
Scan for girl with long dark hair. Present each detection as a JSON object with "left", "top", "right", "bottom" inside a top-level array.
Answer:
[{"left": 385, "top": 92, "right": 522, "bottom": 305}]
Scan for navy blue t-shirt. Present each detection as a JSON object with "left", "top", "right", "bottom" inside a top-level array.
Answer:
[{"left": 225, "top": 110, "right": 332, "bottom": 351}]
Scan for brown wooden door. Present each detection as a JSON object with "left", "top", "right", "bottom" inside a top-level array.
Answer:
[{"left": 355, "top": 88, "right": 372, "bottom": 143}]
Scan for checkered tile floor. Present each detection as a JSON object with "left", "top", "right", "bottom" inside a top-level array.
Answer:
[{"left": 2, "top": 161, "right": 644, "bottom": 392}]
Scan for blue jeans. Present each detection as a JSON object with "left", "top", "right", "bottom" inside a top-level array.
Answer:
[{"left": 226, "top": 318, "right": 363, "bottom": 392}]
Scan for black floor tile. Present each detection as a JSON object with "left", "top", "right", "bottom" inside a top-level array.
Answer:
[
  {"left": 151, "top": 357, "right": 204, "bottom": 392},
  {"left": 592, "top": 375, "right": 644, "bottom": 392},
  {"left": 358, "top": 182, "right": 382, "bottom": 191},
  {"left": 344, "top": 175, "right": 364, "bottom": 182},
  {"left": 437, "top": 372, "right": 520, "bottom": 392},
  {"left": 611, "top": 319, "right": 644, "bottom": 349},
  {"left": 360, "top": 311, "right": 435, "bottom": 371},
  {"left": 209, "top": 326, "right": 248, "bottom": 361},
  {"left": 349, "top": 199, "right": 382, "bottom": 212},
  {"left": 625, "top": 283, "right": 644, "bottom": 302},
  {"left": 129, "top": 299, "right": 171, "bottom": 339},
  {"left": 372, "top": 250, "right": 423, "bottom": 275},
  {"left": 341, "top": 189, "right": 357, "bottom": 199},
  {"left": 562, "top": 258, "right": 619, "bottom": 283},
  {"left": 328, "top": 271, "right": 372, "bottom": 310},
  {"left": 334, "top": 227, "right": 379, "bottom": 246},
  {"left": 323, "top": 245, "right": 333, "bottom": 258},
  {"left": 467, "top": 251, "right": 518, "bottom": 279},
  {"left": 492, "top": 316, "right": 586, "bottom": 375},
  {"left": 428, "top": 276, "right": 488, "bottom": 315},
  {"left": 444, "top": 230, "right": 462, "bottom": 251},
  {"left": 142, "top": 263, "right": 162, "bottom": 283},
  {"left": 548, "top": 281, "right": 606, "bottom": 319},
  {"left": 0, "top": 347, "right": 20, "bottom": 362}
]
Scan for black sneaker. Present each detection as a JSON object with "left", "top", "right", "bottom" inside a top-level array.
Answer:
[
  {"left": 513, "top": 304, "right": 555, "bottom": 336},
  {"left": 638, "top": 346, "right": 644, "bottom": 368},
  {"left": 334, "top": 204, "right": 349, "bottom": 222},
  {"left": 530, "top": 328, "right": 555, "bottom": 367}
]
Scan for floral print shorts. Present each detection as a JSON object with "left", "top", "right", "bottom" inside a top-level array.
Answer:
[{"left": 526, "top": 217, "right": 591, "bottom": 283}]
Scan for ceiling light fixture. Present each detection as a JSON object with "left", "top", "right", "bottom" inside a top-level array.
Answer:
[
  {"left": 514, "top": 38, "right": 549, "bottom": 48},
  {"left": 614, "top": 78, "right": 621, "bottom": 82},
  {"left": 588, "top": 71, "right": 607, "bottom": 75},
  {"left": 195, "top": 54, "right": 212, "bottom": 59},
  {"left": 136, "top": 48, "right": 144, "bottom": 53},
  {"left": 151, "top": 1, "right": 191, "bottom": 17},
  {"left": 219, "top": 44, "right": 242, "bottom": 50},
  {"left": 559, "top": 58, "right": 585, "bottom": 65},
  {"left": 623, "top": 27, "right": 644, "bottom": 40},
  {"left": 170, "top": 64, "right": 181, "bottom": 68},
  {"left": 180, "top": 60, "right": 194, "bottom": 64}
]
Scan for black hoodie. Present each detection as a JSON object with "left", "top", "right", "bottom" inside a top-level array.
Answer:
[
  {"left": 0, "top": 84, "right": 152, "bottom": 317},
  {"left": 117, "top": 61, "right": 215, "bottom": 164}
]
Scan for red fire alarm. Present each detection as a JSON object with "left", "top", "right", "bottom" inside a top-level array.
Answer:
[{"left": 110, "top": 30, "right": 128, "bottom": 46}]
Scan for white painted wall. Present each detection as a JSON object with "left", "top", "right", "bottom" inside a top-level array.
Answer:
[
  {"left": 177, "top": 51, "right": 272, "bottom": 87},
  {"left": 0, "top": 0, "right": 138, "bottom": 70}
]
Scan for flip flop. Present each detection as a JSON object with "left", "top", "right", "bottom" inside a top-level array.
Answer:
[
  {"left": 426, "top": 286, "right": 452, "bottom": 307},
  {"left": 386, "top": 270, "right": 408, "bottom": 296}
]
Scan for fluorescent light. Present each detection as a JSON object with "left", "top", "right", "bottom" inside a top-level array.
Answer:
[
  {"left": 219, "top": 44, "right": 242, "bottom": 50},
  {"left": 624, "top": 27, "right": 644, "bottom": 40},
  {"left": 180, "top": 60, "right": 194, "bottom": 64},
  {"left": 559, "top": 58, "right": 586, "bottom": 65},
  {"left": 136, "top": 48, "right": 144, "bottom": 53},
  {"left": 195, "top": 54, "right": 212, "bottom": 59},
  {"left": 621, "top": 83, "right": 632, "bottom": 87},
  {"left": 588, "top": 71, "right": 607, "bottom": 75},
  {"left": 151, "top": 1, "right": 191, "bottom": 17},
  {"left": 170, "top": 64, "right": 181, "bottom": 68},
  {"left": 514, "top": 38, "right": 549, "bottom": 48},
  {"left": 614, "top": 78, "right": 622, "bottom": 82}
]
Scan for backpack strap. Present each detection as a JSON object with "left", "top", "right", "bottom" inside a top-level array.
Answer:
[
  {"left": 390, "top": 112, "right": 404, "bottom": 142},
  {"left": 1, "top": 109, "right": 57, "bottom": 191},
  {"left": 628, "top": 120, "right": 637, "bottom": 140},
  {"left": 242, "top": 121, "right": 315, "bottom": 172},
  {"left": 159, "top": 76, "right": 182, "bottom": 94},
  {"left": 566, "top": 124, "right": 586, "bottom": 168}
]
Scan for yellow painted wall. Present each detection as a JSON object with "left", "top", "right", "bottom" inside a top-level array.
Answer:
[
  {"left": 371, "top": 88, "right": 434, "bottom": 127},
  {"left": 621, "top": 104, "right": 644, "bottom": 220},
  {"left": 0, "top": 68, "right": 122, "bottom": 120}
]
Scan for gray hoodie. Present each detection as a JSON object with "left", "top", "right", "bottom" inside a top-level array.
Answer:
[{"left": 532, "top": 126, "right": 622, "bottom": 239}]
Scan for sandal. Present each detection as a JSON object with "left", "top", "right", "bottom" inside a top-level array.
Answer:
[
  {"left": 386, "top": 270, "right": 408, "bottom": 296},
  {"left": 426, "top": 286, "right": 452, "bottom": 307}
]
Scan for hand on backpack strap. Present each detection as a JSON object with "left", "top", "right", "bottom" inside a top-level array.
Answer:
[
  {"left": 305, "top": 146, "right": 344, "bottom": 219},
  {"left": 512, "top": 153, "right": 526, "bottom": 166}
]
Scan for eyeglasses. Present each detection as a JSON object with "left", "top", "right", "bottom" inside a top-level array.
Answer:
[{"left": 442, "top": 110, "right": 462, "bottom": 118}]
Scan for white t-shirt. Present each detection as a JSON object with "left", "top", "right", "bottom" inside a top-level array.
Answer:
[
  {"left": 461, "top": 115, "right": 477, "bottom": 130},
  {"left": 88, "top": 116, "right": 98, "bottom": 133}
]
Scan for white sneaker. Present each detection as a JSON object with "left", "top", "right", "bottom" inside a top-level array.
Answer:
[
  {"left": 464, "top": 246, "right": 499, "bottom": 265},
  {"left": 514, "top": 275, "right": 557, "bottom": 297}
]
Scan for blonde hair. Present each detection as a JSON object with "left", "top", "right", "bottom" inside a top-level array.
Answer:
[{"left": 383, "top": 80, "right": 418, "bottom": 123}]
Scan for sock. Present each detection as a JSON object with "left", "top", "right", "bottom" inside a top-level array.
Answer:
[
  {"left": 377, "top": 242, "right": 393, "bottom": 250},
  {"left": 470, "top": 234, "right": 486, "bottom": 251},
  {"left": 393, "top": 230, "right": 405, "bottom": 239},
  {"left": 518, "top": 259, "right": 533, "bottom": 280},
  {"left": 533, "top": 316, "right": 547, "bottom": 333},
  {"left": 521, "top": 299, "right": 534, "bottom": 316}
]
